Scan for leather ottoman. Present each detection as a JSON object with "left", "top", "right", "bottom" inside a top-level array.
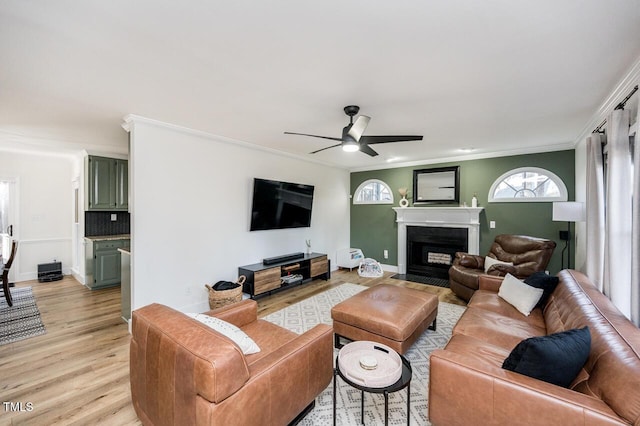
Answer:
[{"left": 331, "top": 284, "right": 438, "bottom": 354}]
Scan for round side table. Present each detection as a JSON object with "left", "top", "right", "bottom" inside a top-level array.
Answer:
[{"left": 333, "top": 346, "right": 412, "bottom": 425}]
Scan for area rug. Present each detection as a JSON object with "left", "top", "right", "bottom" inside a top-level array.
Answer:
[
  {"left": 0, "top": 287, "right": 46, "bottom": 345},
  {"left": 391, "top": 273, "right": 450, "bottom": 288},
  {"left": 262, "top": 283, "right": 465, "bottom": 425}
]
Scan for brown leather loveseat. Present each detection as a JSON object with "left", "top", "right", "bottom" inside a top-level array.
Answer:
[
  {"left": 449, "top": 234, "right": 556, "bottom": 301},
  {"left": 130, "top": 299, "right": 333, "bottom": 425},
  {"left": 429, "top": 270, "right": 640, "bottom": 425}
]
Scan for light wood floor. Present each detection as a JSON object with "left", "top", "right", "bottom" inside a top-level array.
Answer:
[{"left": 1, "top": 270, "right": 465, "bottom": 425}]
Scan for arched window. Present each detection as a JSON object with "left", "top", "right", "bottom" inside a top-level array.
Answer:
[
  {"left": 488, "top": 167, "right": 568, "bottom": 203},
  {"left": 353, "top": 179, "right": 394, "bottom": 204}
]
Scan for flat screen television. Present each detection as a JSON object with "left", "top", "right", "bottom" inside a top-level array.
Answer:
[{"left": 249, "top": 178, "right": 315, "bottom": 231}]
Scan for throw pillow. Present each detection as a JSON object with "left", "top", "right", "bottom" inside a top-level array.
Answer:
[
  {"left": 502, "top": 327, "right": 591, "bottom": 388},
  {"left": 484, "top": 256, "right": 514, "bottom": 274},
  {"left": 186, "top": 313, "right": 260, "bottom": 355},
  {"left": 524, "top": 272, "right": 560, "bottom": 308},
  {"left": 498, "top": 273, "right": 544, "bottom": 316}
]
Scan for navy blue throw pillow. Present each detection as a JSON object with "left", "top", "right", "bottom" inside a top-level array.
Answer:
[
  {"left": 524, "top": 272, "right": 560, "bottom": 308},
  {"left": 502, "top": 327, "right": 591, "bottom": 388}
]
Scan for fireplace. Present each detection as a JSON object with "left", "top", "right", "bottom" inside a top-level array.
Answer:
[
  {"left": 393, "top": 207, "right": 483, "bottom": 275},
  {"left": 407, "top": 226, "right": 468, "bottom": 279}
]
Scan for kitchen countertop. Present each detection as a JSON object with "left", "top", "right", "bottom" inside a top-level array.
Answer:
[{"left": 84, "top": 234, "right": 130, "bottom": 241}]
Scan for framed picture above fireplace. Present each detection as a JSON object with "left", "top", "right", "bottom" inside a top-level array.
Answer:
[{"left": 413, "top": 166, "right": 460, "bottom": 204}]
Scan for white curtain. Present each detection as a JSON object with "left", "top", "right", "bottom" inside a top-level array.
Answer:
[
  {"left": 603, "top": 109, "right": 632, "bottom": 319},
  {"left": 632, "top": 102, "right": 640, "bottom": 326},
  {"left": 585, "top": 133, "right": 605, "bottom": 291}
]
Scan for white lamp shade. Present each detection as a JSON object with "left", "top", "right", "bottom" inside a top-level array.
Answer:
[{"left": 552, "top": 201, "right": 585, "bottom": 222}]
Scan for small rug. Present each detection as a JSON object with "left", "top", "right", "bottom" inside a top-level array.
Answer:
[
  {"left": 263, "top": 283, "right": 465, "bottom": 425},
  {"left": 0, "top": 287, "right": 46, "bottom": 345},
  {"left": 391, "top": 273, "right": 450, "bottom": 288}
]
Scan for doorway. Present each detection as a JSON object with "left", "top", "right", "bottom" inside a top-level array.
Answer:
[{"left": 0, "top": 178, "right": 18, "bottom": 280}]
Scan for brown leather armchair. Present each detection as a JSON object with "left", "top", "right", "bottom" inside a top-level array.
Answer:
[
  {"left": 448, "top": 234, "right": 556, "bottom": 302},
  {"left": 130, "top": 299, "right": 333, "bottom": 425}
]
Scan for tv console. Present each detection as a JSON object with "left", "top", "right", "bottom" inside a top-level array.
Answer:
[{"left": 239, "top": 252, "right": 330, "bottom": 299}]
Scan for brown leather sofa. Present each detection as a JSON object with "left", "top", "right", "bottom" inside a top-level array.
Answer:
[
  {"left": 130, "top": 299, "right": 333, "bottom": 425},
  {"left": 429, "top": 270, "right": 640, "bottom": 425},
  {"left": 448, "top": 234, "right": 556, "bottom": 301}
]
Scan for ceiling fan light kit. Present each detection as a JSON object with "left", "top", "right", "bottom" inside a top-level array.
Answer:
[
  {"left": 284, "top": 105, "right": 423, "bottom": 157},
  {"left": 342, "top": 140, "right": 360, "bottom": 152}
]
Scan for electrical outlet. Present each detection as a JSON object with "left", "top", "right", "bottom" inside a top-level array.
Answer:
[
  {"left": 383, "top": 249, "right": 389, "bottom": 259},
  {"left": 111, "top": 213, "right": 117, "bottom": 221},
  {"left": 490, "top": 220, "right": 496, "bottom": 229}
]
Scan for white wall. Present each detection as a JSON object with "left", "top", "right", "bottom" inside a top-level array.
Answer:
[
  {"left": 0, "top": 151, "right": 74, "bottom": 281},
  {"left": 71, "top": 153, "right": 85, "bottom": 284},
  {"left": 128, "top": 117, "right": 351, "bottom": 312}
]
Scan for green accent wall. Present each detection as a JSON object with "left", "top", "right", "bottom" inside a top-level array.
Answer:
[{"left": 350, "top": 150, "right": 575, "bottom": 275}]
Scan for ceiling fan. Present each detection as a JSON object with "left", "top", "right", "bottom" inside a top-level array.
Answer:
[{"left": 284, "top": 105, "right": 423, "bottom": 157}]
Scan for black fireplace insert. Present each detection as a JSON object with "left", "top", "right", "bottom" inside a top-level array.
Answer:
[{"left": 406, "top": 226, "right": 468, "bottom": 279}]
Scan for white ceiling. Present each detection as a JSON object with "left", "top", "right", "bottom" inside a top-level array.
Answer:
[{"left": 2, "top": 1, "right": 640, "bottom": 169}]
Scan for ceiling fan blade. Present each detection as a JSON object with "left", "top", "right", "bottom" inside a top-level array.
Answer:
[
  {"left": 360, "top": 135, "right": 423, "bottom": 145},
  {"left": 359, "top": 144, "right": 379, "bottom": 157},
  {"left": 347, "top": 115, "right": 371, "bottom": 141},
  {"left": 309, "top": 143, "right": 343, "bottom": 154},
  {"left": 284, "top": 132, "right": 342, "bottom": 142}
]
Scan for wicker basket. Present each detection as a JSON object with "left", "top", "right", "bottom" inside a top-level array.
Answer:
[{"left": 205, "top": 275, "right": 246, "bottom": 310}]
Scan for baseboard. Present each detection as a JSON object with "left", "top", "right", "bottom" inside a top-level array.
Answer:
[
  {"left": 17, "top": 268, "right": 73, "bottom": 283},
  {"left": 71, "top": 269, "right": 86, "bottom": 285},
  {"left": 380, "top": 263, "right": 398, "bottom": 273}
]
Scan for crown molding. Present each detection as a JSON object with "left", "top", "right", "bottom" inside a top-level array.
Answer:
[
  {"left": 574, "top": 55, "right": 640, "bottom": 144},
  {"left": 0, "top": 130, "right": 127, "bottom": 158},
  {"left": 348, "top": 142, "right": 575, "bottom": 173},
  {"left": 122, "top": 114, "right": 347, "bottom": 171}
]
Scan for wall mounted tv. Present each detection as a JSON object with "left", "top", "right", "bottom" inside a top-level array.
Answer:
[{"left": 249, "top": 178, "right": 315, "bottom": 231}]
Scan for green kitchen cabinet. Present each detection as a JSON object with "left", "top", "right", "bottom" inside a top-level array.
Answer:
[
  {"left": 114, "top": 159, "right": 128, "bottom": 210},
  {"left": 86, "top": 239, "right": 129, "bottom": 289},
  {"left": 120, "top": 248, "right": 131, "bottom": 322},
  {"left": 86, "top": 156, "right": 128, "bottom": 211},
  {"left": 95, "top": 244, "right": 121, "bottom": 287}
]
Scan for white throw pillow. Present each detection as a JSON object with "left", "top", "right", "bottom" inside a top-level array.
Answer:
[
  {"left": 186, "top": 313, "right": 260, "bottom": 354},
  {"left": 484, "top": 256, "right": 514, "bottom": 274},
  {"left": 498, "top": 273, "right": 544, "bottom": 316}
]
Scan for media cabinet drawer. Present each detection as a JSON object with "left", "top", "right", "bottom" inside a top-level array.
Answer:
[
  {"left": 254, "top": 268, "right": 281, "bottom": 294},
  {"left": 310, "top": 256, "right": 328, "bottom": 277}
]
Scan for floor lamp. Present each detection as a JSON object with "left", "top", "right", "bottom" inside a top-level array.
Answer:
[{"left": 552, "top": 201, "right": 585, "bottom": 270}]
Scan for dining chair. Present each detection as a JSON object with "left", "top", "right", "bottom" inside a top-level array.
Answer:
[{"left": 1, "top": 240, "right": 18, "bottom": 307}]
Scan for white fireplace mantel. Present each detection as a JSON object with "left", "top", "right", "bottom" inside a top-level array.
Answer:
[{"left": 393, "top": 207, "right": 484, "bottom": 274}]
